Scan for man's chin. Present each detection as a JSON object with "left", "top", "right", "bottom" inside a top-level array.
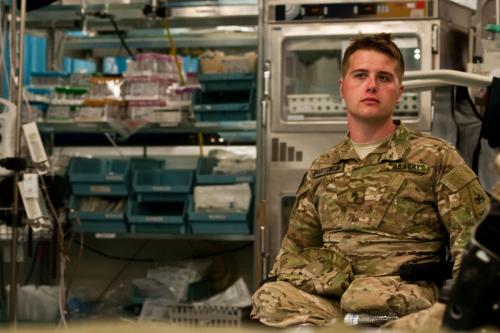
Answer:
[{"left": 350, "top": 111, "right": 392, "bottom": 122}]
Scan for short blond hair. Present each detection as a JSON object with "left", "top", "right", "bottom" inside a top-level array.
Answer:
[{"left": 341, "top": 33, "right": 405, "bottom": 81}]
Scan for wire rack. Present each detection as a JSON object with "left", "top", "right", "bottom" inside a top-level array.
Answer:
[{"left": 167, "top": 305, "right": 242, "bottom": 328}]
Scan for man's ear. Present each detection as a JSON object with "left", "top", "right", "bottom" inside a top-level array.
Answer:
[
  {"left": 397, "top": 84, "right": 404, "bottom": 102},
  {"left": 339, "top": 78, "right": 344, "bottom": 99}
]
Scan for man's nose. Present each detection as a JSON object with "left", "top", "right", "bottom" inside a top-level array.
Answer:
[{"left": 366, "top": 76, "right": 377, "bottom": 93}]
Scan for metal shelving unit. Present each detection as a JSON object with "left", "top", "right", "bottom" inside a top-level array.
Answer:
[
  {"left": 62, "top": 31, "right": 257, "bottom": 50},
  {"left": 88, "top": 232, "right": 255, "bottom": 241},
  {"left": 5, "top": 3, "right": 261, "bottom": 324},
  {"left": 26, "top": 2, "right": 258, "bottom": 31},
  {"left": 37, "top": 120, "right": 256, "bottom": 134}
]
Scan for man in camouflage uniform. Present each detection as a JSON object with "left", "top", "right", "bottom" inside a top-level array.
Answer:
[{"left": 251, "top": 33, "right": 490, "bottom": 328}]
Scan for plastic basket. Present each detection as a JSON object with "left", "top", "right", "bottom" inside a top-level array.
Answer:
[
  {"left": 68, "top": 195, "right": 126, "bottom": 222},
  {"left": 187, "top": 197, "right": 250, "bottom": 234},
  {"left": 69, "top": 157, "right": 130, "bottom": 183},
  {"left": 132, "top": 169, "right": 193, "bottom": 202},
  {"left": 194, "top": 110, "right": 252, "bottom": 122},
  {"left": 30, "top": 71, "right": 70, "bottom": 86},
  {"left": 195, "top": 157, "right": 254, "bottom": 185},
  {"left": 198, "top": 73, "right": 255, "bottom": 92},
  {"left": 130, "top": 224, "right": 186, "bottom": 234},
  {"left": 193, "top": 73, "right": 255, "bottom": 123},
  {"left": 193, "top": 102, "right": 250, "bottom": 112},
  {"left": 68, "top": 196, "right": 128, "bottom": 234},
  {"left": 127, "top": 199, "right": 187, "bottom": 224},
  {"left": 167, "top": 305, "right": 241, "bottom": 327},
  {"left": 68, "top": 157, "right": 130, "bottom": 196},
  {"left": 47, "top": 104, "right": 79, "bottom": 122}
]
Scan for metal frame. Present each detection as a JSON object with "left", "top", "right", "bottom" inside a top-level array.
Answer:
[{"left": 267, "top": 20, "right": 436, "bottom": 133}]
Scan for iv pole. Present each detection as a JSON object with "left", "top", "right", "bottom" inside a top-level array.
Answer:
[{"left": 8, "top": 0, "right": 27, "bottom": 325}]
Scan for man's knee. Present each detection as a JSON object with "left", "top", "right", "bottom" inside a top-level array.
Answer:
[
  {"left": 251, "top": 281, "right": 341, "bottom": 327},
  {"left": 340, "top": 276, "right": 438, "bottom": 316},
  {"left": 383, "top": 302, "right": 446, "bottom": 331}
]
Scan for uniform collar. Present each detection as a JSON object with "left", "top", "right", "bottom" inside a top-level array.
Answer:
[{"left": 331, "top": 120, "right": 411, "bottom": 163}]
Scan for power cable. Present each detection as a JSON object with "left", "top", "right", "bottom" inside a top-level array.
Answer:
[
  {"left": 64, "top": 226, "right": 84, "bottom": 302},
  {"left": 39, "top": 175, "right": 69, "bottom": 328},
  {"left": 104, "top": 133, "right": 125, "bottom": 158},
  {"left": 90, "top": 11, "right": 133, "bottom": 57},
  {"left": 162, "top": 18, "right": 185, "bottom": 85},
  {"left": 23, "top": 241, "right": 41, "bottom": 285},
  {"left": 189, "top": 241, "right": 254, "bottom": 259},
  {"left": 72, "top": 238, "right": 154, "bottom": 262},
  {"left": 107, "top": 14, "right": 134, "bottom": 57},
  {"left": 95, "top": 240, "right": 149, "bottom": 302}
]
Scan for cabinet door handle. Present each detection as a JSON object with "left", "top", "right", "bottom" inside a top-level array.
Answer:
[
  {"left": 260, "top": 99, "right": 269, "bottom": 128},
  {"left": 258, "top": 200, "right": 268, "bottom": 282},
  {"left": 261, "top": 61, "right": 271, "bottom": 128}
]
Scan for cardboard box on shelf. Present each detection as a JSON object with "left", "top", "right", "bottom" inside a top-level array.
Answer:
[
  {"left": 199, "top": 51, "right": 257, "bottom": 74},
  {"left": 222, "top": 52, "right": 257, "bottom": 73},
  {"left": 199, "top": 51, "right": 225, "bottom": 74}
]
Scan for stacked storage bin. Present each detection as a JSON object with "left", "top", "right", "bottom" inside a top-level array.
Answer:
[
  {"left": 188, "top": 156, "right": 255, "bottom": 234},
  {"left": 124, "top": 53, "right": 196, "bottom": 125},
  {"left": 127, "top": 158, "right": 193, "bottom": 234},
  {"left": 192, "top": 73, "right": 256, "bottom": 123},
  {"left": 24, "top": 87, "right": 51, "bottom": 122},
  {"left": 28, "top": 72, "right": 89, "bottom": 122},
  {"left": 68, "top": 157, "right": 130, "bottom": 234},
  {"left": 79, "top": 76, "right": 125, "bottom": 123}
]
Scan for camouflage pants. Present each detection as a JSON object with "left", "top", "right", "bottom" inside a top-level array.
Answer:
[
  {"left": 251, "top": 276, "right": 438, "bottom": 327},
  {"left": 382, "top": 302, "right": 446, "bottom": 332},
  {"left": 251, "top": 281, "right": 342, "bottom": 327},
  {"left": 340, "top": 276, "right": 438, "bottom": 317}
]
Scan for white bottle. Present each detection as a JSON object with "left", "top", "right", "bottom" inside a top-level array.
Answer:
[{"left": 344, "top": 312, "right": 399, "bottom": 326}]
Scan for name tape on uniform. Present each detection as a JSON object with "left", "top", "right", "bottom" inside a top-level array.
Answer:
[
  {"left": 387, "top": 162, "right": 429, "bottom": 174},
  {"left": 312, "top": 164, "right": 343, "bottom": 178}
]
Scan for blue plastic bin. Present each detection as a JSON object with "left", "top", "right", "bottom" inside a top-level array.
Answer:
[
  {"left": 187, "top": 197, "right": 250, "bottom": 234},
  {"left": 195, "top": 157, "right": 254, "bottom": 185},
  {"left": 193, "top": 102, "right": 250, "bottom": 112},
  {"left": 193, "top": 73, "right": 255, "bottom": 123},
  {"left": 198, "top": 73, "right": 255, "bottom": 92},
  {"left": 127, "top": 199, "right": 187, "bottom": 234},
  {"left": 68, "top": 195, "right": 127, "bottom": 222},
  {"left": 68, "top": 157, "right": 130, "bottom": 196},
  {"left": 129, "top": 224, "right": 186, "bottom": 234},
  {"left": 68, "top": 196, "right": 128, "bottom": 233},
  {"left": 194, "top": 110, "right": 253, "bottom": 122},
  {"left": 132, "top": 169, "right": 193, "bottom": 202}
]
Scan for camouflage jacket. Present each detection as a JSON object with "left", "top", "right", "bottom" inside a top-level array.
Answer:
[{"left": 272, "top": 122, "right": 490, "bottom": 278}]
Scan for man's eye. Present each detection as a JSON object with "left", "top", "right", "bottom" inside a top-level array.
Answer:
[
  {"left": 378, "top": 75, "right": 392, "bottom": 82},
  {"left": 354, "top": 72, "right": 367, "bottom": 79}
]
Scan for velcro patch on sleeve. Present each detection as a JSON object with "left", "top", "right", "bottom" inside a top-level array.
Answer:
[
  {"left": 441, "top": 164, "right": 477, "bottom": 192},
  {"left": 468, "top": 181, "right": 489, "bottom": 218}
]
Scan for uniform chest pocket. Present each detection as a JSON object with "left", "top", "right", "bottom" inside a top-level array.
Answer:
[
  {"left": 369, "top": 174, "right": 407, "bottom": 230},
  {"left": 335, "top": 179, "right": 366, "bottom": 204},
  {"left": 335, "top": 174, "right": 406, "bottom": 230}
]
